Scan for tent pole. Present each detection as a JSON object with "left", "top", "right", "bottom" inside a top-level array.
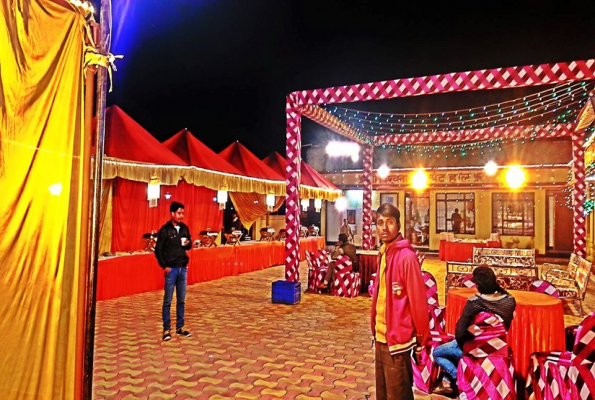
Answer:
[{"left": 83, "top": 0, "right": 110, "bottom": 397}]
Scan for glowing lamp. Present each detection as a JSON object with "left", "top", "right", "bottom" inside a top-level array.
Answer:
[
  {"left": 300, "top": 199, "right": 309, "bottom": 211},
  {"left": 314, "top": 198, "right": 322, "bottom": 212},
  {"left": 506, "top": 166, "right": 525, "bottom": 189},
  {"left": 217, "top": 190, "right": 228, "bottom": 210},
  {"left": 335, "top": 196, "right": 348, "bottom": 212},
  {"left": 49, "top": 183, "right": 63, "bottom": 196},
  {"left": 266, "top": 194, "right": 275, "bottom": 212},
  {"left": 325, "top": 141, "right": 360, "bottom": 162},
  {"left": 411, "top": 170, "right": 428, "bottom": 191},
  {"left": 377, "top": 164, "right": 390, "bottom": 179},
  {"left": 147, "top": 176, "right": 160, "bottom": 208},
  {"left": 484, "top": 161, "right": 498, "bottom": 176}
]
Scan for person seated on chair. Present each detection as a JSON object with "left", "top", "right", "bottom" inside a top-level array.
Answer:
[
  {"left": 432, "top": 266, "right": 516, "bottom": 398},
  {"left": 259, "top": 227, "right": 272, "bottom": 241},
  {"left": 276, "top": 228, "right": 287, "bottom": 241},
  {"left": 196, "top": 230, "right": 217, "bottom": 247},
  {"left": 307, "top": 224, "right": 319, "bottom": 237},
  {"left": 317, "top": 233, "right": 358, "bottom": 290}
]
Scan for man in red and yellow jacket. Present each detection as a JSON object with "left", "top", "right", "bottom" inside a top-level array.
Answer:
[{"left": 371, "top": 203, "right": 429, "bottom": 400}]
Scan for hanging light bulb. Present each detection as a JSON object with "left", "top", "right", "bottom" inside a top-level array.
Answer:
[
  {"left": 484, "top": 161, "right": 498, "bottom": 176},
  {"left": 314, "top": 198, "right": 322, "bottom": 212},
  {"left": 217, "top": 189, "right": 228, "bottom": 210},
  {"left": 377, "top": 164, "right": 390, "bottom": 179},
  {"left": 147, "top": 176, "right": 160, "bottom": 208},
  {"left": 266, "top": 194, "right": 275, "bottom": 212},
  {"left": 335, "top": 196, "right": 348, "bottom": 212},
  {"left": 411, "top": 170, "right": 428, "bottom": 191},
  {"left": 301, "top": 198, "right": 309, "bottom": 211},
  {"left": 506, "top": 166, "right": 526, "bottom": 189}
]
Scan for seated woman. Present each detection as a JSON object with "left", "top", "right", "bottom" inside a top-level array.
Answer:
[
  {"left": 276, "top": 228, "right": 287, "bottom": 241},
  {"left": 432, "top": 266, "right": 516, "bottom": 397}
]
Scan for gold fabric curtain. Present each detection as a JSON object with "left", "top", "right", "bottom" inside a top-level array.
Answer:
[
  {"left": 103, "top": 157, "right": 287, "bottom": 196},
  {"left": 0, "top": 1, "right": 88, "bottom": 398},
  {"left": 230, "top": 193, "right": 284, "bottom": 229}
]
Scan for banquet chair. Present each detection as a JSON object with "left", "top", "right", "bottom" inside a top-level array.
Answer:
[
  {"left": 529, "top": 280, "right": 560, "bottom": 298},
  {"left": 412, "top": 270, "right": 452, "bottom": 394},
  {"left": 526, "top": 312, "right": 595, "bottom": 400},
  {"left": 332, "top": 255, "right": 360, "bottom": 297},
  {"left": 457, "top": 311, "right": 515, "bottom": 400},
  {"left": 461, "top": 274, "right": 477, "bottom": 288},
  {"left": 548, "top": 256, "right": 592, "bottom": 316},
  {"left": 542, "top": 253, "right": 579, "bottom": 281},
  {"left": 306, "top": 250, "right": 328, "bottom": 294}
]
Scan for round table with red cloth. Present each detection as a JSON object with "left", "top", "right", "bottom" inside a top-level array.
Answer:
[
  {"left": 439, "top": 240, "right": 502, "bottom": 262},
  {"left": 445, "top": 288, "right": 565, "bottom": 380}
]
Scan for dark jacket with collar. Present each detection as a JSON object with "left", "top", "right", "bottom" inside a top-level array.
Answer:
[{"left": 154, "top": 220, "right": 192, "bottom": 268}]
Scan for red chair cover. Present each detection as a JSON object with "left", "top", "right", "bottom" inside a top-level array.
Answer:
[{"left": 530, "top": 280, "right": 560, "bottom": 298}]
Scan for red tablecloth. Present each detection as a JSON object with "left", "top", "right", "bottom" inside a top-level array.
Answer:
[
  {"left": 97, "top": 237, "right": 325, "bottom": 300},
  {"left": 445, "top": 288, "right": 565, "bottom": 380},
  {"left": 439, "top": 240, "right": 502, "bottom": 262},
  {"left": 357, "top": 252, "right": 378, "bottom": 293}
]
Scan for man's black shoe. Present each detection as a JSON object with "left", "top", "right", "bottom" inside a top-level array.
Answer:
[{"left": 176, "top": 327, "right": 192, "bottom": 337}]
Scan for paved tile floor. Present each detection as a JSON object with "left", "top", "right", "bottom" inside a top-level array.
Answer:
[{"left": 93, "top": 255, "right": 591, "bottom": 399}]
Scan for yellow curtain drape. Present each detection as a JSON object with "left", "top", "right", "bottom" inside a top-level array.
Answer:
[
  {"left": 98, "top": 179, "right": 113, "bottom": 255},
  {"left": 230, "top": 193, "right": 284, "bottom": 230},
  {"left": 0, "top": 1, "right": 87, "bottom": 399}
]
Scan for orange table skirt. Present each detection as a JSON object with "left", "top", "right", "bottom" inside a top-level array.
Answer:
[
  {"left": 97, "top": 237, "right": 325, "bottom": 301},
  {"left": 445, "top": 288, "right": 565, "bottom": 380},
  {"left": 439, "top": 240, "right": 502, "bottom": 262}
]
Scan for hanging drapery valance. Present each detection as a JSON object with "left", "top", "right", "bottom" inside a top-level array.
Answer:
[{"left": 103, "top": 157, "right": 286, "bottom": 196}]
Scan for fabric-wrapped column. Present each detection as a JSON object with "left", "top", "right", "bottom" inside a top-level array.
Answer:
[
  {"left": 572, "top": 131, "right": 587, "bottom": 257},
  {"left": 362, "top": 145, "right": 374, "bottom": 250},
  {"left": 285, "top": 94, "right": 302, "bottom": 281}
]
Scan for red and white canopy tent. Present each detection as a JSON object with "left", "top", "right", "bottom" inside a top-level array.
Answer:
[
  {"left": 218, "top": 141, "right": 286, "bottom": 229},
  {"left": 262, "top": 151, "right": 342, "bottom": 203},
  {"left": 283, "top": 59, "right": 595, "bottom": 281}
]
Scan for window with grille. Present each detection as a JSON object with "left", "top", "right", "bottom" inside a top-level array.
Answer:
[
  {"left": 435, "top": 193, "right": 475, "bottom": 234},
  {"left": 492, "top": 192, "right": 535, "bottom": 236}
]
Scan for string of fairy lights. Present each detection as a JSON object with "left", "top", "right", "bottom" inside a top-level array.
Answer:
[{"left": 322, "top": 81, "right": 594, "bottom": 157}]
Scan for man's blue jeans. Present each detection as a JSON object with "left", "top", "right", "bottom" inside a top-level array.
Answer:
[
  {"left": 162, "top": 266, "right": 187, "bottom": 331},
  {"left": 433, "top": 339, "right": 462, "bottom": 383}
]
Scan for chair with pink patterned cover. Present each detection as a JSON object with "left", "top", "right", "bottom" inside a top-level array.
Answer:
[
  {"left": 411, "top": 270, "right": 452, "bottom": 394},
  {"left": 461, "top": 274, "right": 477, "bottom": 289},
  {"left": 331, "top": 255, "right": 360, "bottom": 297},
  {"left": 457, "top": 311, "right": 515, "bottom": 400},
  {"left": 529, "top": 280, "right": 560, "bottom": 298},
  {"left": 526, "top": 312, "right": 595, "bottom": 400}
]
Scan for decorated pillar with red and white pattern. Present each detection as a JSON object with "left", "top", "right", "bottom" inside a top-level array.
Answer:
[
  {"left": 285, "top": 94, "right": 302, "bottom": 281},
  {"left": 362, "top": 145, "right": 374, "bottom": 250},
  {"left": 572, "top": 131, "right": 587, "bottom": 257}
]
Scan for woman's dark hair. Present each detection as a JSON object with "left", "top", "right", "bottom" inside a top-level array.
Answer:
[
  {"left": 376, "top": 203, "right": 400, "bottom": 220},
  {"left": 473, "top": 265, "right": 507, "bottom": 294}
]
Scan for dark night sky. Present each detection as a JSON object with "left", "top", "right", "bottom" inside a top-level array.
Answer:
[{"left": 108, "top": 0, "right": 595, "bottom": 159}]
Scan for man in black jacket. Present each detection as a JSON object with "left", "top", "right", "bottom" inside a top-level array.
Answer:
[{"left": 155, "top": 202, "right": 192, "bottom": 341}]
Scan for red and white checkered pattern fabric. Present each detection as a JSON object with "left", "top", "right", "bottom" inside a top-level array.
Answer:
[
  {"left": 332, "top": 271, "right": 360, "bottom": 298},
  {"left": 284, "top": 94, "right": 302, "bottom": 282},
  {"left": 422, "top": 270, "right": 440, "bottom": 308},
  {"left": 461, "top": 274, "right": 477, "bottom": 288},
  {"left": 306, "top": 251, "right": 319, "bottom": 292},
  {"left": 362, "top": 145, "right": 374, "bottom": 250},
  {"left": 457, "top": 312, "right": 515, "bottom": 400},
  {"left": 572, "top": 132, "right": 587, "bottom": 258},
  {"left": 412, "top": 329, "right": 455, "bottom": 393},
  {"left": 529, "top": 280, "right": 560, "bottom": 298},
  {"left": 527, "top": 313, "right": 595, "bottom": 400}
]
